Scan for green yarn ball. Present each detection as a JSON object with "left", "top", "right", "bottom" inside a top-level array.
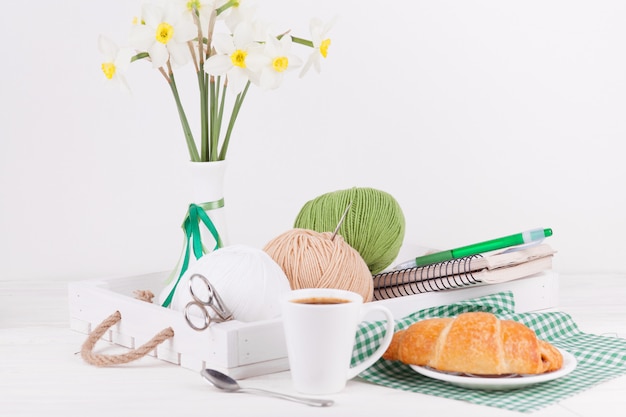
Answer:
[{"left": 294, "top": 187, "right": 406, "bottom": 275}]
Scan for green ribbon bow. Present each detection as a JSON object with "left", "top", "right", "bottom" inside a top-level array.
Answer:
[{"left": 161, "top": 200, "right": 225, "bottom": 308}]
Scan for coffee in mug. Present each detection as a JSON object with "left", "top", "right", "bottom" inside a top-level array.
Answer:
[{"left": 291, "top": 297, "right": 350, "bottom": 305}]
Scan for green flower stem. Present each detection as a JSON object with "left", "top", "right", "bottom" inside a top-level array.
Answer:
[
  {"left": 215, "top": 79, "right": 226, "bottom": 158},
  {"left": 198, "top": 69, "right": 209, "bottom": 161},
  {"left": 216, "top": 0, "right": 238, "bottom": 16},
  {"left": 169, "top": 73, "right": 200, "bottom": 162},
  {"left": 219, "top": 81, "right": 250, "bottom": 161},
  {"left": 193, "top": 9, "right": 209, "bottom": 162},
  {"left": 209, "top": 76, "right": 218, "bottom": 161}
]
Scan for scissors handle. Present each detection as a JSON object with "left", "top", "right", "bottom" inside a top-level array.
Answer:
[
  {"left": 184, "top": 300, "right": 211, "bottom": 331},
  {"left": 184, "top": 274, "right": 234, "bottom": 331}
]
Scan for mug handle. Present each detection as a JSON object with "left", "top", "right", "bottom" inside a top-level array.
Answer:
[{"left": 346, "top": 304, "right": 395, "bottom": 380}]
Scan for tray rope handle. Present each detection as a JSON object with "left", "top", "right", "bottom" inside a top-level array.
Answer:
[{"left": 80, "top": 292, "right": 175, "bottom": 367}]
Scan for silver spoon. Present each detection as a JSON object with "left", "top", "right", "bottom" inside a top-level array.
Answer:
[{"left": 201, "top": 368, "right": 334, "bottom": 407}]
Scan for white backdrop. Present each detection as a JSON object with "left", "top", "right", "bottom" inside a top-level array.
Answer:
[{"left": 2, "top": 0, "right": 625, "bottom": 283}]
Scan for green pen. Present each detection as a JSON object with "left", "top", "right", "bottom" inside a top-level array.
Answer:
[{"left": 394, "top": 228, "right": 553, "bottom": 270}]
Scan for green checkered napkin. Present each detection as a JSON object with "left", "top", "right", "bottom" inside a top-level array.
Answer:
[{"left": 352, "top": 291, "right": 626, "bottom": 413}]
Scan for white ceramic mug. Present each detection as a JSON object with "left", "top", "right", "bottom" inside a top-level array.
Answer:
[{"left": 281, "top": 288, "right": 395, "bottom": 395}]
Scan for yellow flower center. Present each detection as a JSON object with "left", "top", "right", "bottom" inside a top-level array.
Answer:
[
  {"left": 230, "top": 49, "right": 247, "bottom": 68},
  {"left": 320, "top": 38, "right": 331, "bottom": 58},
  {"left": 156, "top": 22, "right": 174, "bottom": 44},
  {"left": 186, "top": 0, "right": 201, "bottom": 11},
  {"left": 101, "top": 62, "right": 116, "bottom": 80},
  {"left": 272, "top": 56, "right": 289, "bottom": 72}
]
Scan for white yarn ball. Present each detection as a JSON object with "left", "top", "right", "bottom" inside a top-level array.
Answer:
[{"left": 159, "top": 245, "right": 292, "bottom": 322}]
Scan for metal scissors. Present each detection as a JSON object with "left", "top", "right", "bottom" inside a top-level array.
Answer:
[{"left": 184, "top": 273, "right": 233, "bottom": 331}]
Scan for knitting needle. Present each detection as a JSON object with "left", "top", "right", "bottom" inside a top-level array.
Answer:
[{"left": 331, "top": 201, "right": 352, "bottom": 241}]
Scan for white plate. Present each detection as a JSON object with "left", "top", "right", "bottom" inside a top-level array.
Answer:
[{"left": 409, "top": 348, "right": 577, "bottom": 390}]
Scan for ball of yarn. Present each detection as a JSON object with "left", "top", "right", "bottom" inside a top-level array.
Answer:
[
  {"left": 158, "top": 245, "right": 292, "bottom": 322},
  {"left": 263, "top": 229, "right": 373, "bottom": 302},
  {"left": 294, "top": 187, "right": 405, "bottom": 275}
]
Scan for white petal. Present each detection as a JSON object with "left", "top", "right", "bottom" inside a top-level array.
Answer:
[
  {"left": 299, "top": 54, "right": 315, "bottom": 78},
  {"left": 212, "top": 33, "right": 235, "bottom": 54},
  {"left": 245, "top": 50, "right": 270, "bottom": 72},
  {"left": 174, "top": 19, "right": 198, "bottom": 43},
  {"left": 142, "top": 3, "right": 164, "bottom": 28},
  {"left": 233, "top": 22, "right": 255, "bottom": 48},
  {"left": 247, "top": 72, "right": 260, "bottom": 86},
  {"left": 224, "top": 1, "right": 256, "bottom": 33},
  {"left": 167, "top": 41, "right": 191, "bottom": 67},
  {"left": 262, "top": 35, "right": 281, "bottom": 56},
  {"left": 287, "top": 53, "right": 303, "bottom": 69},
  {"left": 204, "top": 55, "right": 232, "bottom": 75},
  {"left": 312, "top": 53, "right": 322, "bottom": 73},
  {"left": 114, "top": 73, "right": 132, "bottom": 94},
  {"left": 163, "top": 0, "right": 186, "bottom": 22},
  {"left": 309, "top": 18, "right": 324, "bottom": 44},
  {"left": 280, "top": 35, "right": 295, "bottom": 53},
  {"left": 322, "top": 16, "right": 338, "bottom": 36},
  {"left": 98, "top": 35, "right": 117, "bottom": 61},
  {"left": 114, "top": 48, "right": 135, "bottom": 71},
  {"left": 226, "top": 67, "right": 249, "bottom": 93},
  {"left": 250, "top": 19, "right": 272, "bottom": 42},
  {"left": 149, "top": 42, "right": 169, "bottom": 68},
  {"left": 129, "top": 25, "right": 156, "bottom": 51},
  {"left": 259, "top": 69, "right": 281, "bottom": 90}
]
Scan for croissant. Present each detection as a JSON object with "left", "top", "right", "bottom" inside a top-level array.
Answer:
[{"left": 383, "top": 312, "right": 563, "bottom": 375}]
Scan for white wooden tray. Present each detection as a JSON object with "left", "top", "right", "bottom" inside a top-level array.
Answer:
[{"left": 68, "top": 271, "right": 558, "bottom": 379}]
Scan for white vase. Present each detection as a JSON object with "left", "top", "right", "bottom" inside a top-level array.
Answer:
[
  {"left": 160, "top": 160, "right": 229, "bottom": 308},
  {"left": 188, "top": 160, "right": 229, "bottom": 249}
]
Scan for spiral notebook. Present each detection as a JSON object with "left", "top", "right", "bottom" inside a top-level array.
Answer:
[{"left": 372, "top": 244, "right": 555, "bottom": 301}]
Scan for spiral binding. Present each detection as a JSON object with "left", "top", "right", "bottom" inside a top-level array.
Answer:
[{"left": 372, "top": 254, "right": 484, "bottom": 301}]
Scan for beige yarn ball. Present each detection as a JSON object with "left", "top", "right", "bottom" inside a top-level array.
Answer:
[{"left": 263, "top": 228, "right": 374, "bottom": 302}]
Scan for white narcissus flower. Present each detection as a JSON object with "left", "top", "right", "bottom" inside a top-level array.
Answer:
[
  {"left": 300, "top": 17, "right": 336, "bottom": 78},
  {"left": 129, "top": 1, "right": 197, "bottom": 69},
  {"left": 98, "top": 35, "right": 134, "bottom": 92},
  {"left": 179, "top": 0, "right": 218, "bottom": 32},
  {"left": 203, "top": 22, "right": 262, "bottom": 93},
  {"left": 246, "top": 35, "right": 302, "bottom": 90},
  {"left": 220, "top": 0, "right": 257, "bottom": 33}
]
